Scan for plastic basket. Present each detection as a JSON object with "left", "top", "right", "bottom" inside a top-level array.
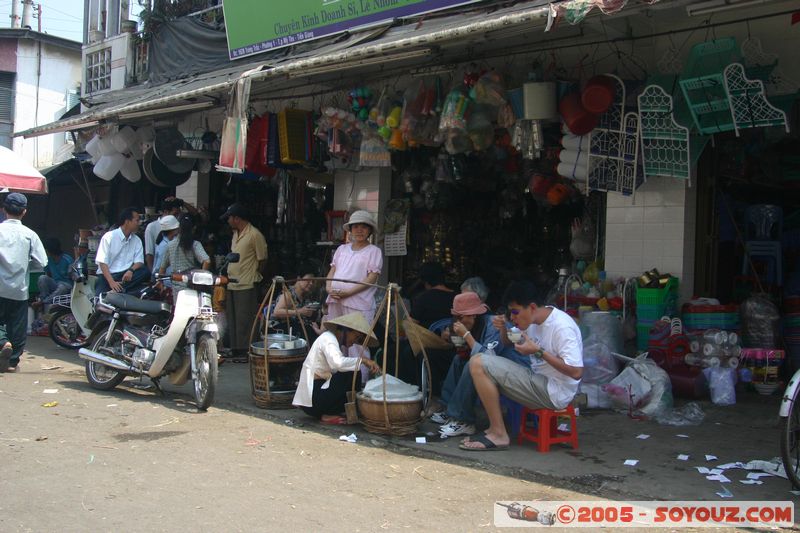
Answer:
[{"left": 636, "top": 277, "right": 679, "bottom": 306}]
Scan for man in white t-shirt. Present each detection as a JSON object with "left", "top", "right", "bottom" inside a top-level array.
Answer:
[{"left": 461, "top": 280, "right": 583, "bottom": 451}]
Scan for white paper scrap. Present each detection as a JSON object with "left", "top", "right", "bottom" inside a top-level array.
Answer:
[
  {"left": 106, "top": 404, "right": 118, "bottom": 408},
  {"left": 677, "top": 454, "right": 689, "bottom": 461},
  {"left": 706, "top": 474, "right": 731, "bottom": 483},
  {"left": 624, "top": 459, "right": 639, "bottom": 466},
  {"left": 415, "top": 437, "right": 427, "bottom": 444},
  {"left": 705, "top": 454, "right": 718, "bottom": 461},
  {"left": 790, "top": 490, "right": 800, "bottom": 496},
  {"left": 746, "top": 472, "right": 772, "bottom": 480},
  {"left": 717, "top": 486, "right": 733, "bottom": 498},
  {"left": 717, "top": 462, "right": 744, "bottom": 470},
  {"left": 558, "top": 423, "right": 569, "bottom": 432},
  {"left": 338, "top": 433, "right": 357, "bottom": 443},
  {"left": 676, "top": 434, "right": 689, "bottom": 438},
  {"left": 636, "top": 434, "right": 650, "bottom": 440},
  {"left": 695, "top": 467, "right": 711, "bottom": 474},
  {"left": 740, "top": 479, "right": 763, "bottom": 485},
  {"left": 709, "top": 468, "right": 724, "bottom": 475},
  {"left": 43, "top": 389, "right": 58, "bottom": 394}
]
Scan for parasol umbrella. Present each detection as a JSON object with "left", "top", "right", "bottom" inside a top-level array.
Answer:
[{"left": 0, "top": 145, "right": 48, "bottom": 194}]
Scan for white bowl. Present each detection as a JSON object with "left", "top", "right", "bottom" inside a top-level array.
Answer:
[
  {"left": 450, "top": 335, "right": 466, "bottom": 347},
  {"left": 507, "top": 332, "right": 523, "bottom": 343}
]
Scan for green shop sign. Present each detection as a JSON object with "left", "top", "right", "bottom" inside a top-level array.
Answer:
[{"left": 223, "top": 0, "right": 482, "bottom": 59}]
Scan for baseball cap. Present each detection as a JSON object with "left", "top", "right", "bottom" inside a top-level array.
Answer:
[
  {"left": 219, "top": 203, "right": 248, "bottom": 221},
  {"left": 4, "top": 192, "right": 27, "bottom": 209}
]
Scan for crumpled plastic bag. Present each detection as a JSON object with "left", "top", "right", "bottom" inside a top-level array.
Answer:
[
  {"left": 362, "top": 374, "right": 422, "bottom": 402},
  {"left": 654, "top": 402, "right": 706, "bottom": 426},
  {"left": 603, "top": 355, "right": 673, "bottom": 418},
  {"left": 703, "top": 367, "right": 736, "bottom": 406}
]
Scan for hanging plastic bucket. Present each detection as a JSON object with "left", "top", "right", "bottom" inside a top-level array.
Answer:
[
  {"left": 559, "top": 93, "right": 598, "bottom": 136},
  {"left": 581, "top": 75, "right": 617, "bottom": 114}
]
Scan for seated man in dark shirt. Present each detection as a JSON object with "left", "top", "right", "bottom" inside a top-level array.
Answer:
[{"left": 411, "top": 262, "right": 455, "bottom": 329}]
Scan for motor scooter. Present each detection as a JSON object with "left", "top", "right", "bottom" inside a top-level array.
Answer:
[
  {"left": 48, "top": 261, "right": 162, "bottom": 349},
  {"left": 47, "top": 261, "right": 95, "bottom": 349},
  {"left": 78, "top": 254, "right": 238, "bottom": 410}
]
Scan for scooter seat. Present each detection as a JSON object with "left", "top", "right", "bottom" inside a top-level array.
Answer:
[{"left": 104, "top": 292, "right": 171, "bottom": 315}]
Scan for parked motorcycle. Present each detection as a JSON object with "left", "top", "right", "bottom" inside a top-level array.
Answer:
[
  {"left": 78, "top": 254, "right": 238, "bottom": 410},
  {"left": 48, "top": 261, "right": 95, "bottom": 349},
  {"left": 48, "top": 261, "right": 163, "bottom": 350}
]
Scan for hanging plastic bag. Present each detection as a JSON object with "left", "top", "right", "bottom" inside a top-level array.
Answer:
[{"left": 217, "top": 69, "right": 257, "bottom": 173}]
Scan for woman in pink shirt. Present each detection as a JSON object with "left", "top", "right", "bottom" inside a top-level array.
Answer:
[{"left": 325, "top": 210, "right": 383, "bottom": 324}]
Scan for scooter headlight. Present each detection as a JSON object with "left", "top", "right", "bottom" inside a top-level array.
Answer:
[{"left": 191, "top": 271, "right": 215, "bottom": 286}]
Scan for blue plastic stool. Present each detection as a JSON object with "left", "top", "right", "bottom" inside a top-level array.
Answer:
[
  {"left": 742, "top": 241, "right": 782, "bottom": 286},
  {"left": 500, "top": 395, "right": 524, "bottom": 438}
]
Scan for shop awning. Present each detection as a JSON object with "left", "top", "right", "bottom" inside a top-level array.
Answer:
[
  {"left": 0, "top": 146, "right": 48, "bottom": 194},
  {"left": 15, "top": 0, "right": 659, "bottom": 139}
]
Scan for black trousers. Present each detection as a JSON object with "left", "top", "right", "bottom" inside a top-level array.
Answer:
[
  {"left": 0, "top": 296, "right": 28, "bottom": 365},
  {"left": 300, "top": 371, "right": 362, "bottom": 418}
]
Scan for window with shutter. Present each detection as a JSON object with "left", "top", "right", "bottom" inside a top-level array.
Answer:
[{"left": 0, "top": 72, "right": 15, "bottom": 148}]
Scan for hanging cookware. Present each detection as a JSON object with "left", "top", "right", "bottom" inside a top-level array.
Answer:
[
  {"left": 154, "top": 127, "right": 196, "bottom": 173},
  {"left": 143, "top": 146, "right": 192, "bottom": 188}
]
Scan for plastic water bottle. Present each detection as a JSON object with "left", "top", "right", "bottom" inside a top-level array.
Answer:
[{"left": 546, "top": 268, "right": 570, "bottom": 309}]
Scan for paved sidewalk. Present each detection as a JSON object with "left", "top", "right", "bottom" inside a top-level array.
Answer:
[{"left": 17, "top": 336, "right": 800, "bottom": 504}]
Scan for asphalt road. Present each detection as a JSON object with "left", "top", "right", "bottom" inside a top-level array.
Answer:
[{"left": 0, "top": 343, "right": 587, "bottom": 532}]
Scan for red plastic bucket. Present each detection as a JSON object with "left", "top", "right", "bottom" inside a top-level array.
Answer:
[
  {"left": 581, "top": 75, "right": 617, "bottom": 114},
  {"left": 559, "top": 93, "right": 598, "bottom": 135}
]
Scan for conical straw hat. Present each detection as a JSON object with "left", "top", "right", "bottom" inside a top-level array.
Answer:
[
  {"left": 323, "top": 312, "right": 379, "bottom": 347},
  {"left": 402, "top": 318, "right": 451, "bottom": 355}
]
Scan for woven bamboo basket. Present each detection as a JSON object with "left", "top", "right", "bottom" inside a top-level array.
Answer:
[{"left": 356, "top": 393, "right": 423, "bottom": 436}]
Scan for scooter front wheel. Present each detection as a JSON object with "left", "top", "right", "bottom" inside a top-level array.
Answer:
[
  {"left": 48, "top": 308, "right": 89, "bottom": 349},
  {"left": 781, "top": 383, "right": 800, "bottom": 488},
  {"left": 193, "top": 334, "right": 218, "bottom": 411}
]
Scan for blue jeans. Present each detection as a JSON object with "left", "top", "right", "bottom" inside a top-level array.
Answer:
[
  {"left": 0, "top": 296, "right": 29, "bottom": 366},
  {"left": 38, "top": 275, "right": 72, "bottom": 305},
  {"left": 94, "top": 267, "right": 151, "bottom": 296},
  {"left": 441, "top": 350, "right": 529, "bottom": 424}
]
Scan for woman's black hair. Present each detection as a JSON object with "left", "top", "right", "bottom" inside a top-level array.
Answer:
[
  {"left": 178, "top": 215, "right": 194, "bottom": 252},
  {"left": 469, "top": 314, "right": 487, "bottom": 341}
]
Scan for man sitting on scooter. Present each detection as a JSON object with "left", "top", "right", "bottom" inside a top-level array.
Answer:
[{"left": 94, "top": 207, "right": 151, "bottom": 296}]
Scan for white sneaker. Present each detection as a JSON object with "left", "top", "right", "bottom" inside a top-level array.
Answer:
[
  {"left": 439, "top": 420, "right": 476, "bottom": 438},
  {"left": 430, "top": 411, "right": 450, "bottom": 425}
]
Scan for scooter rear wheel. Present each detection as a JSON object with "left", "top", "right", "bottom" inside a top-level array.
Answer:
[
  {"left": 194, "top": 334, "right": 218, "bottom": 411},
  {"left": 48, "top": 307, "right": 89, "bottom": 349},
  {"left": 85, "top": 328, "right": 126, "bottom": 391}
]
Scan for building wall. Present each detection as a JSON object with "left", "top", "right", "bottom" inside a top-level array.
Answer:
[
  {"left": 605, "top": 178, "right": 697, "bottom": 302},
  {"left": 13, "top": 39, "right": 81, "bottom": 167}
]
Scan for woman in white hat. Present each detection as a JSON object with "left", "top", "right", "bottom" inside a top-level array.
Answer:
[
  {"left": 324, "top": 209, "right": 383, "bottom": 324},
  {"left": 151, "top": 214, "right": 180, "bottom": 282},
  {"left": 292, "top": 312, "right": 381, "bottom": 424}
]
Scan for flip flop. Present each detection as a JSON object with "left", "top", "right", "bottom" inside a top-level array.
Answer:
[
  {"left": 320, "top": 416, "right": 348, "bottom": 425},
  {"left": 459, "top": 432, "right": 509, "bottom": 452}
]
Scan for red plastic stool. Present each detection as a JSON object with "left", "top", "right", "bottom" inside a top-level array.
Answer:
[{"left": 517, "top": 405, "right": 578, "bottom": 452}]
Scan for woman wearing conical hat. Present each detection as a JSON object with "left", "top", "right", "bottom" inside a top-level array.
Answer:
[{"left": 292, "top": 312, "right": 381, "bottom": 424}]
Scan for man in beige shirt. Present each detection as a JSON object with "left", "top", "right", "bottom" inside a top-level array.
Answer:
[{"left": 220, "top": 203, "right": 267, "bottom": 359}]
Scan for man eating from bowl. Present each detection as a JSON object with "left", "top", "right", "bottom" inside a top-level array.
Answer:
[{"left": 460, "top": 280, "right": 583, "bottom": 451}]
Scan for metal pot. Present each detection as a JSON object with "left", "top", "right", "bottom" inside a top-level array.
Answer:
[{"left": 250, "top": 334, "right": 308, "bottom": 357}]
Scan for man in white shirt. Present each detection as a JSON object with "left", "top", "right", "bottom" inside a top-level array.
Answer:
[
  {"left": 461, "top": 280, "right": 583, "bottom": 451},
  {"left": 0, "top": 193, "right": 47, "bottom": 372},
  {"left": 94, "top": 207, "right": 149, "bottom": 295}
]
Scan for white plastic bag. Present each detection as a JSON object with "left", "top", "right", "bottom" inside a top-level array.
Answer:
[
  {"left": 704, "top": 367, "right": 736, "bottom": 406},
  {"left": 362, "top": 374, "right": 422, "bottom": 402},
  {"left": 603, "top": 355, "right": 673, "bottom": 418}
]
